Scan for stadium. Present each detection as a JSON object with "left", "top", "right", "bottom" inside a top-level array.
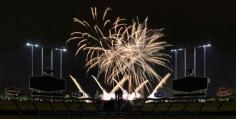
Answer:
[{"left": 1, "top": 0, "right": 236, "bottom": 119}]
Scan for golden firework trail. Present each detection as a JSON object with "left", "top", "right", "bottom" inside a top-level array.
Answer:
[
  {"left": 69, "top": 75, "right": 92, "bottom": 103},
  {"left": 67, "top": 7, "right": 171, "bottom": 93},
  {"left": 147, "top": 73, "right": 171, "bottom": 99}
]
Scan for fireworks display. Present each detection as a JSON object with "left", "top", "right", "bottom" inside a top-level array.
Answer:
[{"left": 67, "top": 7, "right": 171, "bottom": 96}]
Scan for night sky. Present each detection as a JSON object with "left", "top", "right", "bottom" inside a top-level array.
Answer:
[{"left": 1, "top": 0, "right": 236, "bottom": 96}]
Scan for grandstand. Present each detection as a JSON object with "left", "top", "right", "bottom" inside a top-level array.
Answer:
[{"left": 1, "top": 97, "right": 236, "bottom": 116}]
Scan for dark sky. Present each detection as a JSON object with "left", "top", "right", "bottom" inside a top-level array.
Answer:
[{"left": 1, "top": 0, "right": 236, "bottom": 96}]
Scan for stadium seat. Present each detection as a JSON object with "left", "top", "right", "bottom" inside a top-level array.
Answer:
[
  {"left": 34, "top": 102, "right": 53, "bottom": 111},
  {"left": 168, "top": 103, "right": 187, "bottom": 112},
  {"left": 81, "top": 103, "right": 98, "bottom": 111},
  {"left": 66, "top": 102, "right": 84, "bottom": 112},
  {"left": 200, "top": 102, "right": 219, "bottom": 112},
  {"left": 0, "top": 101, "right": 18, "bottom": 111},
  {"left": 153, "top": 103, "right": 171, "bottom": 112},
  {"left": 142, "top": 103, "right": 156, "bottom": 112},
  {"left": 51, "top": 102, "right": 67, "bottom": 111},
  {"left": 17, "top": 101, "right": 36, "bottom": 111},
  {"left": 219, "top": 102, "right": 236, "bottom": 112},
  {"left": 184, "top": 102, "right": 202, "bottom": 112}
]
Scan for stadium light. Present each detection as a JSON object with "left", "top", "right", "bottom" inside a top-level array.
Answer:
[
  {"left": 25, "top": 42, "right": 40, "bottom": 47},
  {"left": 26, "top": 43, "right": 31, "bottom": 46},
  {"left": 198, "top": 43, "right": 211, "bottom": 48},
  {"left": 177, "top": 48, "right": 183, "bottom": 51},
  {"left": 35, "top": 44, "right": 39, "bottom": 47},
  {"left": 55, "top": 48, "right": 67, "bottom": 52},
  {"left": 202, "top": 43, "right": 211, "bottom": 48},
  {"left": 63, "top": 48, "right": 67, "bottom": 52}
]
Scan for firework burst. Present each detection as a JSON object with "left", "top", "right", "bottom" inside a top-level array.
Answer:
[{"left": 67, "top": 7, "right": 171, "bottom": 92}]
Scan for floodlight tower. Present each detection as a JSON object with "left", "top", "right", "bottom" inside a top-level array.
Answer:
[
  {"left": 184, "top": 48, "right": 187, "bottom": 77},
  {"left": 41, "top": 46, "right": 44, "bottom": 76},
  {"left": 194, "top": 43, "right": 211, "bottom": 77},
  {"left": 26, "top": 43, "right": 40, "bottom": 76},
  {"left": 193, "top": 47, "right": 196, "bottom": 76},
  {"left": 55, "top": 48, "right": 67, "bottom": 79},
  {"left": 50, "top": 48, "right": 54, "bottom": 76},
  {"left": 171, "top": 48, "right": 183, "bottom": 79},
  {"left": 201, "top": 44, "right": 211, "bottom": 77}
]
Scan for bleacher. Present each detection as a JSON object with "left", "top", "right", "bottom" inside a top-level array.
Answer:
[{"left": 1, "top": 98, "right": 236, "bottom": 115}]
